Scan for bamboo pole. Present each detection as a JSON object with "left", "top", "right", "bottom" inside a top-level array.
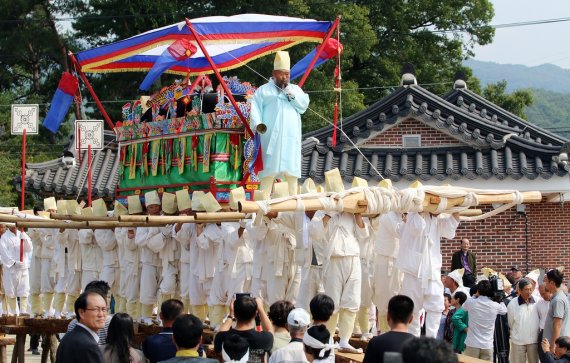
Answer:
[
  {"left": 422, "top": 191, "right": 542, "bottom": 213},
  {"left": 16, "top": 220, "right": 169, "bottom": 230},
  {"left": 195, "top": 212, "right": 247, "bottom": 221},
  {"left": 148, "top": 215, "right": 196, "bottom": 224},
  {"left": 50, "top": 213, "right": 118, "bottom": 222},
  {"left": 118, "top": 215, "right": 147, "bottom": 222},
  {"left": 0, "top": 214, "right": 41, "bottom": 223},
  {"left": 239, "top": 190, "right": 542, "bottom": 214},
  {"left": 16, "top": 221, "right": 89, "bottom": 229}
]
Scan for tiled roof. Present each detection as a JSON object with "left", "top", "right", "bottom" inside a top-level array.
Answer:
[
  {"left": 301, "top": 84, "right": 570, "bottom": 183},
  {"left": 14, "top": 131, "right": 119, "bottom": 199}
]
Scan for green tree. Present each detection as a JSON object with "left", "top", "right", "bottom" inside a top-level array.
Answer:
[{"left": 482, "top": 80, "right": 533, "bottom": 119}]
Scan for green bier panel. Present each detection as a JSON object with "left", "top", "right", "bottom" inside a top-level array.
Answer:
[{"left": 118, "top": 132, "right": 243, "bottom": 196}]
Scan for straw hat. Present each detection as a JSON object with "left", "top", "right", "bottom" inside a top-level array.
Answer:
[
  {"left": 56, "top": 200, "right": 68, "bottom": 215},
  {"left": 37, "top": 211, "right": 50, "bottom": 219},
  {"left": 44, "top": 197, "right": 57, "bottom": 211},
  {"left": 481, "top": 267, "right": 495, "bottom": 278},
  {"left": 145, "top": 190, "right": 161, "bottom": 207},
  {"left": 324, "top": 168, "right": 344, "bottom": 193},
  {"left": 200, "top": 192, "right": 221, "bottom": 213},
  {"left": 113, "top": 201, "right": 128, "bottom": 216},
  {"left": 161, "top": 192, "right": 177, "bottom": 214},
  {"left": 81, "top": 207, "right": 93, "bottom": 216},
  {"left": 301, "top": 178, "right": 317, "bottom": 194},
  {"left": 274, "top": 51, "right": 290, "bottom": 71},
  {"left": 254, "top": 189, "right": 268, "bottom": 201},
  {"left": 378, "top": 179, "right": 393, "bottom": 189},
  {"left": 352, "top": 176, "right": 368, "bottom": 188},
  {"left": 92, "top": 199, "right": 108, "bottom": 217},
  {"left": 316, "top": 184, "right": 324, "bottom": 193},
  {"left": 410, "top": 180, "right": 423, "bottom": 189},
  {"left": 191, "top": 191, "right": 206, "bottom": 212},
  {"left": 176, "top": 189, "right": 192, "bottom": 211},
  {"left": 66, "top": 200, "right": 81, "bottom": 215},
  {"left": 127, "top": 195, "right": 143, "bottom": 215},
  {"left": 272, "top": 182, "right": 289, "bottom": 199},
  {"left": 230, "top": 187, "right": 246, "bottom": 211}
]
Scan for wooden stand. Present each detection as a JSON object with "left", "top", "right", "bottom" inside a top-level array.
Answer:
[{"left": 0, "top": 318, "right": 71, "bottom": 363}]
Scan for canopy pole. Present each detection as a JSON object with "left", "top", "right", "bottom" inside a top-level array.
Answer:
[
  {"left": 20, "top": 128, "right": 26, "bottom": 262},
  {"left": 68, "top": 51, "right": 115, "bottom": 130},
  {"left": 297, "top": 16, "right": 341, "bottom": 88},
  {"left": 184, "top": 19, "right": 254, "bottom": 139}
]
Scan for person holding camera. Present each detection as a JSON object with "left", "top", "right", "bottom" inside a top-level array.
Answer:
[
  {"left": 462, "top": 280, "right": 508, "bottom": 361},
  {"left": 214, "top": 296, "right": 274, "bottom": 363}
]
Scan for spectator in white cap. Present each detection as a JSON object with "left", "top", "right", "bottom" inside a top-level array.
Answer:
[
  {"left": 250, "top": 50, "right": 310, "bottom": 197},
  {"left": 526, "top": 269, "right": 542, "bottom": 301},
  {"left": 445, "top": 269, "right": 471, "bottom": 297},
  {"left": 269, "top": 308, "right": 311, "bottom": 363}
]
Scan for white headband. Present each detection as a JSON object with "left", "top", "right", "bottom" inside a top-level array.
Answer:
[
  {"left": 221, "top": 345, "right": 249, "bottom": 363},
  {"left": 303, "top": 333, "right": 335, "bottom": 358}
]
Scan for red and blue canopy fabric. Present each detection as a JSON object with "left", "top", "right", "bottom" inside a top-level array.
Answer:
[{"left": 76, "top": 14, "right": 333, "bottom": 76}]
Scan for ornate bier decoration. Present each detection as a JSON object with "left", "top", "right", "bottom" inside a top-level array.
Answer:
[{"left": 114, "top": 76, "right": 260, "bottom": 207}]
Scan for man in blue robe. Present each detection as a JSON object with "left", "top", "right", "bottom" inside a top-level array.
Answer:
[{"left": 250, "top": 51, "right": 310, "bottom": 196}]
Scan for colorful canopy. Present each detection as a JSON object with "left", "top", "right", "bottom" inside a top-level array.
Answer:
[{"left": 76, "top": 14, "right": 333, "bottom": 76}]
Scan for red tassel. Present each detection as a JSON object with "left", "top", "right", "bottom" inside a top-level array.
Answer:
[{"left": 332, "top": 102, "right": 338, "bottom": 147}]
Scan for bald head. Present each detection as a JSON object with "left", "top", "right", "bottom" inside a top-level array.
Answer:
[{"left": 461, "top": 239, "right": 470, "bottom": 252}]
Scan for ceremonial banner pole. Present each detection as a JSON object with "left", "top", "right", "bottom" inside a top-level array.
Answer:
[
  {"left": 68, "top": 52, "right": 115, "bottom": 131},
  {"left": 11, "top": 104, "right": 38, "bottom": 262},
  {"left": 20, "top": 128, "right": 26, "bottom": 262},
  {"left": 75, "top": 120, "right": 104, "bottom": 207},
  {"left": 184, "top": 19, "right": 254, "bottom": 139},
  {"left": 88, "top": 144, "right": 92, "bottom": 207},
  {"left": 297, "top": 16, "right": 341, "bottom": 88}
]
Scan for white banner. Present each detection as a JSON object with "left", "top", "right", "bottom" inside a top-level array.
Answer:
[
  {"left": 75, "top": 120, "right": 104, "bottom": 150},
  {"left": 11, "top": 104, "right": 39, "bottom": 135}
]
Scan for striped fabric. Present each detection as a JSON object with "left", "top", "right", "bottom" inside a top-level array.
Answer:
[{"left": 76, "top": 14, "right": 333, "bottom": 76}]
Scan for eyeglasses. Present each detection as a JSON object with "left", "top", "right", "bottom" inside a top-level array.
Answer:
[{"left": 85, "top": 307, "right": 108, "bottom": 313}]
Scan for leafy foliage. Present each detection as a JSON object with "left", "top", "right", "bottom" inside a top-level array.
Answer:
[
  {"left": 525, "top": 88, "right": 570, "bottom": 138},
  {"left": 482, "top": 80, "right": 533, "bottom": 120}
]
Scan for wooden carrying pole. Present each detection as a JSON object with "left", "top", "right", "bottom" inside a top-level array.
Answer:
[
  {"left": 195, "top": 212, "right": 247, "bottom": 221},
  {"left": 50, "top": 213, "right": 118, "bottom": 221},
  {"left": 239, "top": 190, "right": 542, "bottom": 214}
]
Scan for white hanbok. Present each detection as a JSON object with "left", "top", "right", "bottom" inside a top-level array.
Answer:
[{"left": 396, "top": 212, "right": 459, "bottom": 337}]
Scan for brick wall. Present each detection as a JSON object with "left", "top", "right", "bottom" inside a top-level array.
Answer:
[
  {"left": 362, "top": 118, "right": 463, "bottom": 147},
  {"left": 441, "top": 202, "right": 570, "bottom": 276}
]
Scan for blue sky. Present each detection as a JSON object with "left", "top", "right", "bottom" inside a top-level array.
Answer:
[{"left": 472, "top": 0, "right": 570, "bottom": 68}]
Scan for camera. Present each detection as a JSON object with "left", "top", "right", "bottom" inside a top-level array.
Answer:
[{"left": 488, "top": 274, "right": 507, "bottom": 302}]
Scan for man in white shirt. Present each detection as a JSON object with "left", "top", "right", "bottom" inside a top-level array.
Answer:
[
  {"left": 508, "top": 278, "right": 540, "bottom": 363},
  {"left": 269, "top": 308, "right": 310, "bottom": 363},
  {"left": 462, "top": 280, "right": 508, "bottom": 361},
  {"left": 0, "top": 224, "right": 32, "bottom": 315},
  {"left": 538, "top": 283, "right": 553, "bottom": 363}
]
